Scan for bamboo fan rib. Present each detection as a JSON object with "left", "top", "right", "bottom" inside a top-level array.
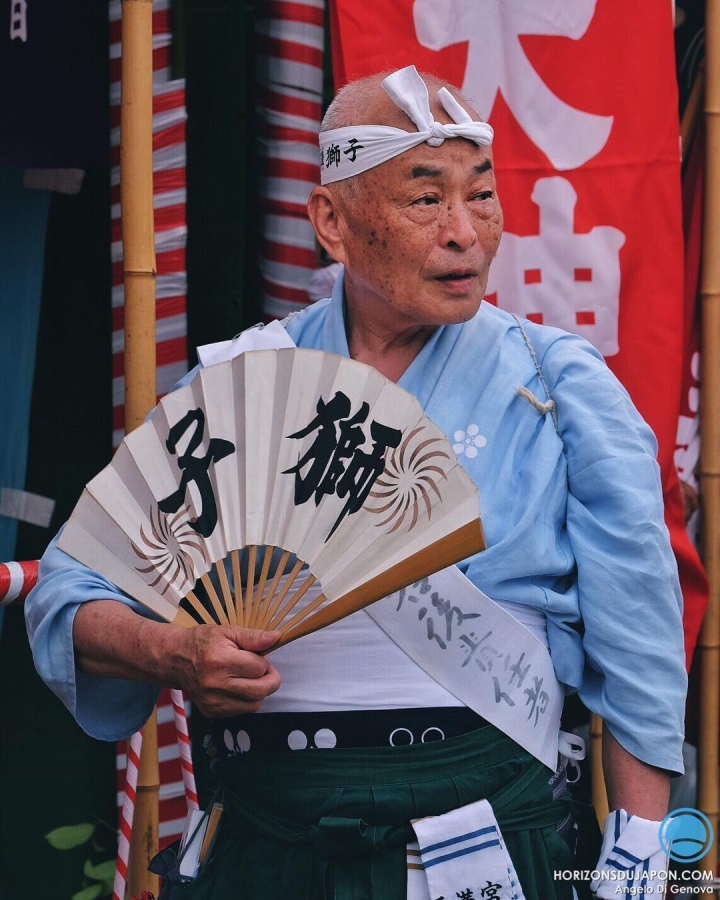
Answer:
[{"left": 58, "top": 349, "right": 486, "bottom": 648}]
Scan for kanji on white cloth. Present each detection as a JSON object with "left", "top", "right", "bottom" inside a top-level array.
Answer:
[{"left": 409, "top": 798, "right": 526, "bottom": 900}]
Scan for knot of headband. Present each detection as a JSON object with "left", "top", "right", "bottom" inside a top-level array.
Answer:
[{"left": 318, "top": 65, "right": 494, "bottom": 186}]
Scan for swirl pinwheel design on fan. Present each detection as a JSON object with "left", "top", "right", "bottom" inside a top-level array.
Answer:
[
  {"left": 364, "top": 427, "right": 451, "bottom": 534},
  {"left": 58, "top": 348, "right": 485, "bottom": 647},
  {"left": 132, "top": 506, "right": 210, "bottom": 594}
]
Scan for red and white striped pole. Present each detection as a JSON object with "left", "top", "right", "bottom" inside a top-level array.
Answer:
[
  {"left": 0, "top": 560, "right": 39, "bottom": 606},
  {"left": 170, "top": 690, "right": 199, "bottom": 810},
  {"left": 113, "top": 729, "right": 144, "bottom": 900}
]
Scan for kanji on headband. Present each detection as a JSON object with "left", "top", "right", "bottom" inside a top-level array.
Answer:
[{"left": 318, "top": 65, "right": 494, "bottom": 185}]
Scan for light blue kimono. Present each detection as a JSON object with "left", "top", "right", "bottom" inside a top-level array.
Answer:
[{"left": 25, "top": 275, "right": 687, "bottom": 772}]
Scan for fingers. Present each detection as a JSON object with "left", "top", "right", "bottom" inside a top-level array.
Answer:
[
  {"left": 191, "top": 664, "right": 281, "bottom": 718},
  {"left": 226, "top": 661, "right": 282, "bottom": 711},
  {"left": 180, "top": 626, "right": 283, "bottom": 718},
  {"left": 229, "top": 627, "right": 281, "bottom": 654}
]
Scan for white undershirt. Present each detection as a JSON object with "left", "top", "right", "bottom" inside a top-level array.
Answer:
[{"left": 261, "top": 586, "right": 548, "bottom": 713}]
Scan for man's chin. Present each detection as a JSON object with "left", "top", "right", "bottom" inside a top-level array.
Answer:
[{"left": 431, "top": 296, "right": 483, "bottom": 326}]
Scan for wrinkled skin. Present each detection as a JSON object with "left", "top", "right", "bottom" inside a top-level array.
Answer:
[
  {"left": 308, "top": 85, "right": 502, "bottom": 380},
  {"left": 72, "top": 600, "right": 282, "bottom": 718},
  {"left": 339, "top": 140, "right": 501, "bottom": 329}
]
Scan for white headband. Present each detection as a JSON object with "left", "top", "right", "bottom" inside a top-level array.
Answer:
[{"left": 319, "top": 65, "right": 494, "bottom": 185}]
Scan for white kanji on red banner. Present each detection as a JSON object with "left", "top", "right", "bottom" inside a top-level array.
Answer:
[
  {"left": 330, "top": 0, "right": 708, "bottom": 659},
  {"left": 487, "top": 177, "right": 625, "bottom": 356},
  {"left": 412, "top": 0, "right": 612, "bottom": 170},
  {"left": 675, "top": 351, "right": 700, "bottom": 489}
]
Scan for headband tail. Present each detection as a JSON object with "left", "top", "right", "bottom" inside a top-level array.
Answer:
[
  {"left": 381, "top": 65, "right": 434, "bottom": 133},
  {"left": 439, "top": 88, "right": 473, "bottom": 125}
]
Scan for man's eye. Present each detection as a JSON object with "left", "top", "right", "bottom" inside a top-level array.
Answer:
[
  {"left": 413, "top": 195, "right": 439, "bottom": 206},
  {"left": 473, "top": 190, "right": 494, "bottom": 201}
]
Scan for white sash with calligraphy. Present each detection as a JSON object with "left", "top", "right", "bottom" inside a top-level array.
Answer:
[{"left": 366, "top": 565, "right": 563, "bottom": 770}]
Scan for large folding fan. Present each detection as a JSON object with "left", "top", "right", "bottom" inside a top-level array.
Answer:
[{"left": 58, "top": 348, "right": 486, "bottom": 647}]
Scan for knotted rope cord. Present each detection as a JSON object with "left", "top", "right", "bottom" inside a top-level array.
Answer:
[{"left": 512, "top": 314, "right": 560, "bottom": 434}]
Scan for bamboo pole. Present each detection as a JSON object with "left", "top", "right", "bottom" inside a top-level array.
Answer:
[
  {"left": 589, "top": 714, "right": 609, "bottom": 827},
  {"left": 121, "top": 0, "right": 157, "bottom": 433},
  {"left": 120, "top": 0, "right": 159, "bottom": 895},
  {"left": 698, "top": 0, "right": 720, "bottom": 872},
  {"left": 126, "top": 721, "right": 160, "bottom": 897}
]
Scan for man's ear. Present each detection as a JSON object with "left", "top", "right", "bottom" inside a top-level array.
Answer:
[{"left": 307, "top": 187, "right": 348, "bottom": 266}]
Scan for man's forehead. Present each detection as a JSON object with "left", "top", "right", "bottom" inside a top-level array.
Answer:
[{"left": 391, "top": 141, "right": 494, "bottom": 181}]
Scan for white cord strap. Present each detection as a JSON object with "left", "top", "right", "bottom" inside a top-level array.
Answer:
[{"left": 512, "top": 314, "right": 560, "bottom": 433}]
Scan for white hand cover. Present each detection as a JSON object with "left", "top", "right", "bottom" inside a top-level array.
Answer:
[{"left": 591, "top": 809, "right": 666, "bottom": 897}]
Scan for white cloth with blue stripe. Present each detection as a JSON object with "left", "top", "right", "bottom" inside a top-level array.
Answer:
[
  {"left": 590, "top": 809, "right": 666, "bottom": 898},
  {"left": 408, "top": 798, "right": 525, "bottom": 900}
]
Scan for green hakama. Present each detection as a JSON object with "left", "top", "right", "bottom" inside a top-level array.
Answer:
[{"left": 183, "top": 725, "right": 581, "bottom": 900}]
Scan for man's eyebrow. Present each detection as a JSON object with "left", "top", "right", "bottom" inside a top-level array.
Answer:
[
  {"left": 409, "top": 159, "right": 494, "bottom": 180},
  {"left": 411, "top": 164, "right": 444, "bottom": 179}
]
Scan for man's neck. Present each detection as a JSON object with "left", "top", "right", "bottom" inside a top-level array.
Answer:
[{"left": 344, "top": 297, "right": 436, "bottom": 383}]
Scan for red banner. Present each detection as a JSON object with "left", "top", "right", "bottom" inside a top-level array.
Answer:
[{"left": 330, "top": 0, "right": 707, "bottom": 663}]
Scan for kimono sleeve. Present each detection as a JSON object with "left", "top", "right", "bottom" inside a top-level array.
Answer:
[
  {"left": 24, "top": 528, "right": 161, "bottom": 741},
  {"left": 22, "top": 370, "right": 206, "bottom": 741},
  {"left": 544, "top": 334, "right": 687, "bottom": 773}
]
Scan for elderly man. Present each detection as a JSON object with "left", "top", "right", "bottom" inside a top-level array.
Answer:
[{"left": 26, "top": 67, "right": 686, "bottom": 899}]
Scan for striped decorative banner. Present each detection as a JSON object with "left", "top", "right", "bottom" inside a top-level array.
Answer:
[
  {"left": 109, "top": 0, "right": 193, "bottom": 857},
  {"left": 109, "top": 0, "right": 189, "bottom": 448},
  {"left": 256, "top": 0, "right": 326, "bottom": 320}
]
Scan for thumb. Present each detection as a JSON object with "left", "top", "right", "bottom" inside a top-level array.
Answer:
[{"left": 229, "top": 627, "right": 281, "bottom": 653}]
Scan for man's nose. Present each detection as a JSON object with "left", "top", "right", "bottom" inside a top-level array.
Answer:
[{"left": 440, "top": 200, "right": 478, "bottom": 251}]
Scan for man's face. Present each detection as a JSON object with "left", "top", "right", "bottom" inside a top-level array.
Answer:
[{"left": 334, "top": 138, "right": 503, "bottom": 331}]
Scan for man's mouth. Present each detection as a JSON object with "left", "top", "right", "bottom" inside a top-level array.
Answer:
[{"left": 435, "top": 271, "right": 478, "bottom": 283}]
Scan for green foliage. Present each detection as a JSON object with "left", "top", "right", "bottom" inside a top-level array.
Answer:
[
  {"left": 45, "top": 823, "right": 96, "bottom": 850},
  {"left": 45, "top": 820, "right": 117, "bottom": 900},
  {"left": 83, "top": 859, "right": 116, "bottom": 882}
]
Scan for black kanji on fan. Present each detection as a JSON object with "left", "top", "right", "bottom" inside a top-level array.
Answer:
[
  {"left": 158, "top": 408, "right": 235, "bottom": 538},
  {"left": 283, "top": 390, "right": 402, "bottom": 540}
]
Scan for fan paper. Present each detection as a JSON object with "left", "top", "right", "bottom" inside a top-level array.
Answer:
[{"left": 58, "top": 349, "right": 484, "bottom": 644}]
